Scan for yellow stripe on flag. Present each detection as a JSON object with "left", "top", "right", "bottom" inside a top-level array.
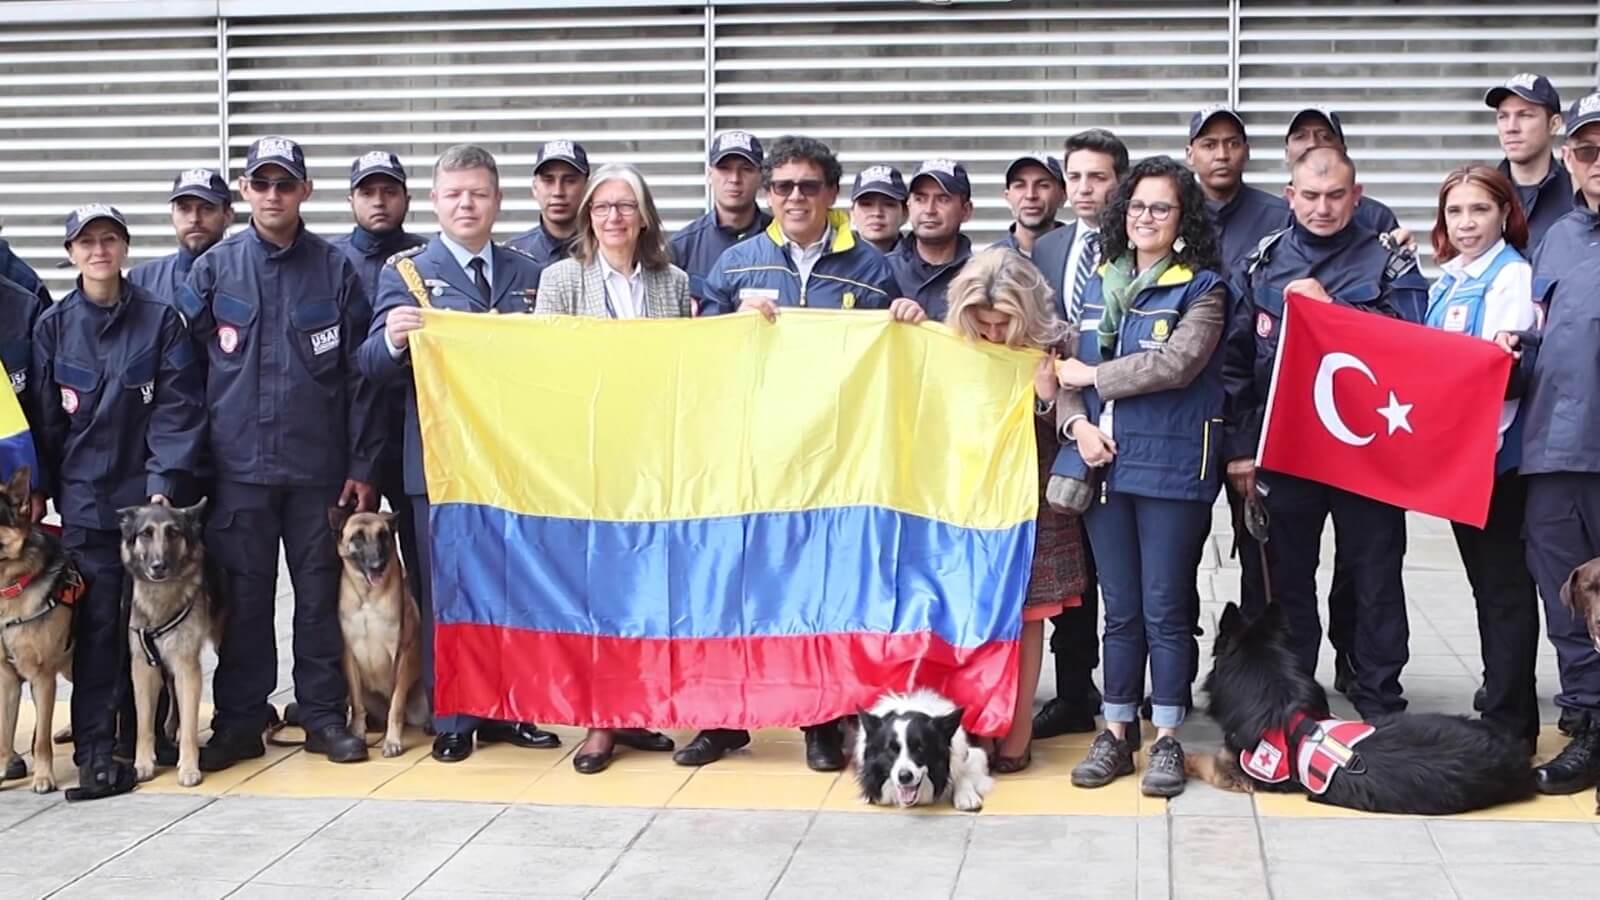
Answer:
[{"left": 410, "top": 309, "right": 1039, "bottom": 530}]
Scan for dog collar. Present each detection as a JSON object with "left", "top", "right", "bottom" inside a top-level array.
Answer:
[
  {"left": 1240, "top": 711, "right": 1376, "bottom": 795},
  {"left": 0, "top": 571, "right": 34, "bottom": 599}
]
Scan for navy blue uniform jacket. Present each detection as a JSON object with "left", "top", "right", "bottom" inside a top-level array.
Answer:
[{"left": 180, "top": 222, "right": 382, "bottom": 487}]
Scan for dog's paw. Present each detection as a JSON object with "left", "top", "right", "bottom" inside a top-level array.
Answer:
[
  {"left": 134, "top": 760, "right": 156, "bottom": 783},
  {"left": 177, "top": 767, "right": 202, "bottom": 788},
  {"left": 953, "top": 785, "right": 984, "bottom": 812},
  {"left": 382, "top": 739, "right": 404, "bottom": 759},
  {"left": 31, "top": 772, "right": 56, "bottom": 794}
]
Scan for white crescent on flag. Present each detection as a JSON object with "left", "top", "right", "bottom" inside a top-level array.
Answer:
[{"left": 1313, "top": 352, "right": 1376, "bottom": 447}]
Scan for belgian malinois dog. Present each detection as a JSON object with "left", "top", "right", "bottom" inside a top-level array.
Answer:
[
  {"left": 329, "top": 507, "right": 425, "bottom": 757},
  {"left": 0, "top": 466, "right": 79, "bottom": 793},
  {"left": 119, "top": 500, "right": 218, "bottom": 787}
]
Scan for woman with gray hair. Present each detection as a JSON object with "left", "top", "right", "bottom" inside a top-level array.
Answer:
[
  {"left": 536, "top": 163, "right": 692, "bottom": 319},
  {"left": 535, "top": 163, "right": 688, "bottom": 775}
]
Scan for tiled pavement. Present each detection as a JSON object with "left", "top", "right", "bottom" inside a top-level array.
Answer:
[{"left": 2, "top": 510, "right": 1598, "bottom": 899}]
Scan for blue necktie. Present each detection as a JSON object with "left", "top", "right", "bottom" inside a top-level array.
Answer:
[
  {"left": 468, "top": 257, "right": 491, "bottom": 303},
  {"left": 1069, "top": 231, "right": 1099, "bottom": 324}
]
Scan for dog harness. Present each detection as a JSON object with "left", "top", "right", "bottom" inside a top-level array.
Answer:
[
  {"left": 1240, "top": 711, "right": 1376, "bottom": 795},
  {"left": 0, "top": 565, "right": 83, "bottom": 664},
  {"left": 131, "top": 600, "right": 194, "bottom": 670}
]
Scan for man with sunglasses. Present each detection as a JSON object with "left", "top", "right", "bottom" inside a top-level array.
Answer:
[
  {"left": 679, "top": 135, "right": 895, "bottom": 772},
  {"left": 128, "top": 168, "right": 234, "bottom": 306},
  {"left": 671, "top": 131, "right": 772, "bottom": 305},
  {"left": 509, "top": 140, "right": 589, "bottom": 267},
  {"left": 1222, "top": 146, "right": 1428, "bottom": 722},
  {"left": 1499, "top": 90, "right": 1600, "bottom": 796},
  {"left": 698, "top": 134, "right": 897, "bottom": 319},
  {"left": 1487, "top": 74, "right": 1572, "bottom": 250},
  {"left": 181, "top": 136, "right": 383, "bottom": 772},
  {"left": 889, "top": 159, "right": 974, "bottom": 321}
]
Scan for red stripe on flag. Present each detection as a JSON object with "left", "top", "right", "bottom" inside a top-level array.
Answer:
[{"left": 434, "top": 623, "right": 1020, "bottom": 737}]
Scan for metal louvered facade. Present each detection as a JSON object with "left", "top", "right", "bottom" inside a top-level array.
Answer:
[{"left": 2, "top": 0, "right": 1597, "bottom": 291}]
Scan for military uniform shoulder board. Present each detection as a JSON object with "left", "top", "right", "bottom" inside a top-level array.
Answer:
[
  {"left": 1377, "top": 233, "right": 1419, "bottom": 281},
  {"left": 384, "top": 244, "right": 427, "bottom": 268},
  {"left": 501, "top": 242, "right": 538, "bottom": 261},
  {"left": 1245, "top": 227, "right": 1290, "bottom": 277}
]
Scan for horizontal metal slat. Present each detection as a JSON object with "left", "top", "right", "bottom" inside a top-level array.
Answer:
[
  {"left": 716, "top": 54, "right": 1233, "bottom": 71},
  {"left": 226, "top": 36, "right": 704, "bottom": 58},
  {"left": 227, "top": 60, "right": 706, "bottom": 80}
]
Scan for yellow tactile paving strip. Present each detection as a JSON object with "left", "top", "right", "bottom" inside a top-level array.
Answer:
[{"left": 3, "top": 703, "right": 1594, "bottom": 820}]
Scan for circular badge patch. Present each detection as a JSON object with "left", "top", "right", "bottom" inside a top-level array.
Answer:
[
  {"left": 1255, "top": 311, "right": 1274, "bottom": 338},
  {"left": 218, "top": 325, "right": 239, "bottom": 354},
  {"left": 60, "top": 387, "right": 78, "bottom": 414}
]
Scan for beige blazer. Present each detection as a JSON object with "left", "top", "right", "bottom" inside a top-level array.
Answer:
[{"left": 535, "top": 257, "right": 693, "bottom": 319}]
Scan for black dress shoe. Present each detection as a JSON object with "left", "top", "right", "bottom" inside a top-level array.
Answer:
[
  {"left": 432, "top": 731, "right": 474, "bottom": 763},
  {"left": 672, "top": 729, "right": 750, "bottom": 766},
  {"left": 1534, "top": 726, "right": 1599, "bottom": 795},
  {"left": 476, "top": 721, "right": 561, "bottom": 749},
  {"left": 573, "top": 745, "right": 615, "bottom": 775},
  {"left": 612, "top": 728, "right": 675, "bottom": 752},
  {"left": 199, "top": 728, "right": 266, "bottom": 772},
  {"left": 803, "top": 723, "right": 846, "bottom": 772},
  {"left": 3, "top": 755, "right": 25, "bottom": 781},
  {"left": 1472, "top": 684, "right": 1487, "bottom": 713},
  {"left": 1033, "top": 698, "right": 1098, "bottom": 739},
  {"left": 304, "top": 724, "right": 369, "bottom": 763}
]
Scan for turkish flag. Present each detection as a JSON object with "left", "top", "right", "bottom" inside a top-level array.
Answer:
[{"left": 1258, "top": 294, "right": 1513, "bottom": 527}]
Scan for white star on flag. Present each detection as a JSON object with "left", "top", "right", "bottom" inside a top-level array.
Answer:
[{"left": 1377, "top": 391, "right": 1413, "bottom": 436}]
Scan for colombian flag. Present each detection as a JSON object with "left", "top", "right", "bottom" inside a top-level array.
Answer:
[
  {"left": 411, "top": 310, "right": 1038, "bottom": 736},
  {"left": 0, "top": 363, "right": 38, "bottom": 486}
]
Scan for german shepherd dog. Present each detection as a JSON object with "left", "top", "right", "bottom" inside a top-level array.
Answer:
[
  {"left": 1195, "top": 601, "right": 1536, "bottom": 815},
  {"left": 119, "top": 500, "right": 219, "bottom": 787},
  {"left": 0, "top": 466, "right": 77, "bottom": 793},
  {"left": 329, "top": 507, "right": 425, "bottom": 757}
]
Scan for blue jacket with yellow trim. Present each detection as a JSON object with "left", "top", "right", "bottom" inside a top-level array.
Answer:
[
  {"left": 699, "top": 210, "right": 897, "bottom": 316},
  {"left": 1050, "top": 264, "right": 1229, "bottom": 504}
]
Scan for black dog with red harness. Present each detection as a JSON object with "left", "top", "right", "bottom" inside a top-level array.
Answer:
[{"left": 1204, "top": 601, "right": 1536, "bottom": 815}]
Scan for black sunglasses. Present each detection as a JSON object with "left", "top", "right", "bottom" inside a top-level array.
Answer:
[
  {"left": 247, "top": 177, "right": 303, "bottom": 194},
  {"left": 768, "top": 179, "right": 827, "bottom": 198}
]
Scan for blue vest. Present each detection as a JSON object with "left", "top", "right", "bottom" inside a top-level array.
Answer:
[
  {"left": 1424, "top": 242, "right": 1527, "bottom": 474},
  {"left": 1049, "top": 265, "right": 1228, "bottom": 503}
]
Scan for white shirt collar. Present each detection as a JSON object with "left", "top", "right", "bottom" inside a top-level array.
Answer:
[
  {"left": 596, "top": 252, "right": 642, "bottom": 284},
  {"left": 1442, "top": 238, "right": 1506, "bottom": 279}
]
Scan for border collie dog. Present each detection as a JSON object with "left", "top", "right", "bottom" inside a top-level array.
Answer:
[{"left": 854, "top": 689, "right": 994, "bottom": 811}]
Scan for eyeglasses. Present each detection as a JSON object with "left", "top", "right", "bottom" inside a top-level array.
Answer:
[
  {"left": 1127, "top": 201, "right": 1179, "bottom": 222},
  {"left": 590, "top": 201, "right": 640, "bottom": 219},
  {"left": 768, "top": 179, "right": 827, "bottom": 198},
  {"left": 1570, "top": 144, "right": 1600, "bottom": 165},
  {"left": 246, "top": 177, "right": 303, "bottom": 195}
]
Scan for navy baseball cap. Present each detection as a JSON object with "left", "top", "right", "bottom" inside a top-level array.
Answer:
[
  {"left": 850, "top": 164, "right": 907, "bottom": 203},
  {"left": 1190, "top": 104, "right": 1248, "bottom": 142},
  {"left": 244, "top": 136, "right": 307, "bottom": 180},
  {"left": 1005, "top": 154, "right": 1065, "bottom": 186},
  {"left": 1566, "top": 91, "right": 1600, "bottom": 135},
  {"left": 350, "top": 150, "right": 407, "bottom": 188},
  {"left": 1486, "top": 73, "right": 1561, "bottom": 114},
  {"left": 534, "top": 139, "right": 589, "bottom": 176},
  {"left": 168, "top": 167, "right": 230, "bottom": 205},
  {"left": 709, "top": 130, "right": 763, "bottom": 167},
  {"left": 1286, "top": 107, "right": 1344, "bottom": 143},
  {"left": 63, "top": 203, "right": 128, "bottom": 244},
  {"left": 909, "top": 159, "right": 972, "bottom": 198}
]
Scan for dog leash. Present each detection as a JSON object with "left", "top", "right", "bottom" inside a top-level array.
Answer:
[{"left": 1244, "top": 481, "right": 1274, "bottom": 605}]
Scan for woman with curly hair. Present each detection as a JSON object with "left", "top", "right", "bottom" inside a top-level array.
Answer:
[
  {"left": 1050, "top": 156, "right": 1230, "bottom": 797},
  {"left": 890, "top": 248, "right": 1087, "bottom": 773}
]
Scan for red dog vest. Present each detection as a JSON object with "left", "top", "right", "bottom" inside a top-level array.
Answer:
[{"left": 1240, "top": 711, "right": 1376, "bottom": 795}]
